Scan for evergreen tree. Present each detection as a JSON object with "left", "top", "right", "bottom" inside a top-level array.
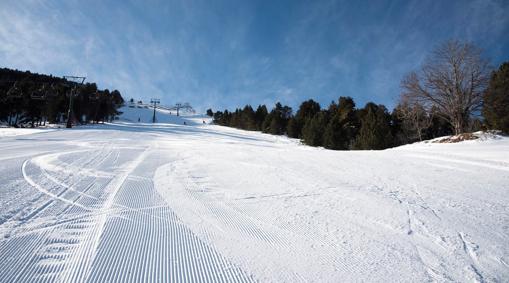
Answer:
[
  {"left": 241, "top": 105, "right": 257, "bottom": 130},
  {"left": 262, "top": 102, "right": 292, "bottom": 135},
  {"left": 289, "top": 99, "right": 320, "bottom": 138},
  {"left": 483, "top": 62, "right": 509, "bottom": 133},
  {"left": 213, "top": 111, "right": 224, "bottom": 124},
  {"left": 261, "top": 114, "right": 272, "bottom": 133},
  {"left": 0, "top": 68, "right": 123, "bottom": 127},
  {"left": 110, "top": 89, "right": 124, "bottom": 106},
  {"left": 323, "top": 113, "right": 345, "bottom": 149},
  {"left": 231, "top": 108, "right": 241, "bottom": 128},
  {"left": 337, "top": 97, "right": 359, "bottom": 144},
  {"left": 223, "top": 110, "right": 231, "bottom": 125},
  {"left": 286, "top": 117, "right": 300, "bottom": 138},
  {"left": 254, "top": 105, "right": 268, "bottom": 130},
  {"left": 302, "top": 111, "right": 327, "bottom": 146},
  {"left": 353, "top": 103, "right": 393, "bottom": 150},
  {"left": 209, "top": 95, "right": 457, "bottom": 151},
  {"left": 323, "top": 97, "right": 358, "bottom": 149}
]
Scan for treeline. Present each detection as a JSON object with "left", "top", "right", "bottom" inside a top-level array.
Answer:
[
  {"left": 210, "top": 54, "right": 508, "bottom": 150},
  {"left": 0, "top": 68, "right": 124, "bottom": 127},
  {"left": 210, "top": 98, "right": 455, "bottom": 150}
]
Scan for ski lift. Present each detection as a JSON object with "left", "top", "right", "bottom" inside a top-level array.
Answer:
[
  {"left": 31, "top": 84, "right": 47, "bottom": 100},
  {"left": 45, "top": 83, "right": 59, "bottom": 97},
  {"left": 7, "top": 82, "right": 23, "bottom": 98}
]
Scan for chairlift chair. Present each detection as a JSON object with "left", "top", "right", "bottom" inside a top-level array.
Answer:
[
  {"left": 7, "top": 82, "right": 23, "bottom": 98},
  {"left": 30, "top": 84, "right": 47, "bottom": 100},
  {"left": 44, "top": 84, "right": 59, "bottom": 98}
]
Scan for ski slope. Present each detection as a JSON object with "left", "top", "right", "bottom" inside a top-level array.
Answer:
[
  {"left": 0, "top": 107, "right": 508, "bottom": 282},
  {"left": 118, "top": 104, "right": 208, "bottom": 125},
  {"left": 0, "top": 127, "right": 54, "bottom": 138}
]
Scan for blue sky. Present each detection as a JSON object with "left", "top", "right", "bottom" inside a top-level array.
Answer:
[{"left": 1, "top": 0, "right": 508, "bottom": 112}]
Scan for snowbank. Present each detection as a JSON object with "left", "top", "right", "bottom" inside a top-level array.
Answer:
[{"left": 424, "top": 130, "right": 506, "bottom": 144}]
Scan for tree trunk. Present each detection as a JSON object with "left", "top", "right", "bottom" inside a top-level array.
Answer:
[{"left": 453, "top": 116, "right": 464, "bottom": 135}]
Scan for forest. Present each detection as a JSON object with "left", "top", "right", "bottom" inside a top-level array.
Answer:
[
  {"left": 210, "top": 41, "right": 509, "bottom": 150},
  {"left": 0, "top": 68, "right": 124, "bottom": 127}
]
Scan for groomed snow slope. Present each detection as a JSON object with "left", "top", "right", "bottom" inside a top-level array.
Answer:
[
  {"left": 117, "top": 105, "right": 210, "bottom": 125},
  {"left": 0, "top": 107, "right": 508, "bottom": 282}
]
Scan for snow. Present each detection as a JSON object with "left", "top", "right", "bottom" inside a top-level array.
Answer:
[
  {"left": 416, "top": 130, "right": 505, "bottom": 145},
  {"left": 0, "top": 106, "right": 508, "bottom": 282},
  {"left": 117, "top": 104, "right": 211, "bottom": 125},
  {"left": 0, "top": 127, "right": 54, "bottom": 138}
]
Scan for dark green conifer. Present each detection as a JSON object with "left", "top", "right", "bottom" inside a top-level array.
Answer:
[
  {"left": 302, "top": 111, "right": 327, "bottom": 146},
  {"left": 353, "top": 103, "right": 393, "bottom": 150},
  {"left": 483, "top": 62, "right": 509, "bottom": 133}
]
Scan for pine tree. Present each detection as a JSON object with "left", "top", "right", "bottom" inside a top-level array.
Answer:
[
  {"left": 0, "top": 68, "right": 123, "bottom": 127},
  {"left": 269, "top": 117, "right": 282, "bottom": 135},
  {"left": 286, "top": 117, "right": 300, "bottom": 138},
  {"left": 322, "top": 97, "right": 358, "bottom": 150},
  {"left": 290, "top": 99, "right": 320, "bottom": 138},
  {"left": 213, "top": 111, "right": 224, "bottom": 124},
  {"left": 302, "top": 111, "right": 327, "bottom": 146},
  {"left": 353, "top": 103, "right": 393, "bottom": 150},
  {"left": 483, "top": 62, "right": 509, "bottom": 133},
  {"left": 230, "top": 108, "right": 241, "bottom": 128},
  {"left": 241, "top": 105, "right": 257, "bottom": 130},
  {"left": 262, "top": 102, "right": 292, "bottom": 135},
  {"left": 255, "top": 105, "right": 268, "bottom": 130},
  {"left": 261, "top": 113, "right": 272, "bottom": 133},
  {"left": 323, "top": 113, "right": 345, "bottom": 149}
]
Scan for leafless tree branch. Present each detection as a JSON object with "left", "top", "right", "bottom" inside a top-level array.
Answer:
[{"left": 401, "top": 40, "right": 490, "bottom": 134}]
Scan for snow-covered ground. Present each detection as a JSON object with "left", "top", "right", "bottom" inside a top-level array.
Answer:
[
  {"left": 117, "top": 104, "right": 210, "bottom": 125},
  {"left": 0, "top": 107, "right": 508, "bottom": 282},
  {"left": 0, "top": 127, "right": 55, "bottom": 138}
]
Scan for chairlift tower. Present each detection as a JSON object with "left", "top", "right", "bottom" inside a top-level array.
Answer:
[
  {"left": 175, "top": 103, "right": 182, "bottom": 116},
  {"left": 63, "top": 76, "right": 86, "bottom": 128},
  {"left": 150, "top": 98, "right": 160, "bottom": 123}
]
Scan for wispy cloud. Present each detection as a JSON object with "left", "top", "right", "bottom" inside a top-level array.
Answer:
[{"left": 0, "top": 0, "right": 507, "bottom": 112}]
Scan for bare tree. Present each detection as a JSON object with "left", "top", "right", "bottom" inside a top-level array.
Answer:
[
  {"left": 395, "top": 99, "right": 432, "bottom": 141},
  {"left": 401, "top": 40, "right": 490, "bottom": 134}
]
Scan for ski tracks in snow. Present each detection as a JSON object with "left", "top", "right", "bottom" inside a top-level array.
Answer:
[
  {"left": 407, "top": 151, "right": 509, "bottom": 173},
  {"left": 371, "top": 151, "right": 509, "bottom": 282},
  {"left": 1, "top": 126, "right": 508, "bottom": 282},
  {"left": 1, "top": 141, "right": 254, "bottom": 282},
  {"left": 155, "top": 157, "right": 368, "bottom": 282}
]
